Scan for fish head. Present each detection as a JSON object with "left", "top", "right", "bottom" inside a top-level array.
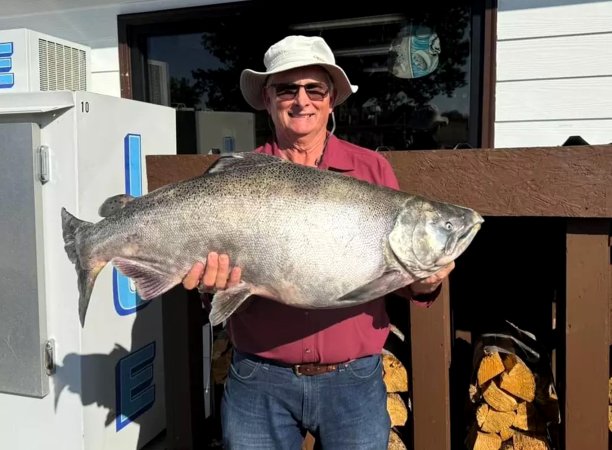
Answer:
[{"left": 389, "top": 198, "right": 483, "bottom": 278}]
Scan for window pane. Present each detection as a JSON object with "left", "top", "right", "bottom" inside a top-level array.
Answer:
[{"left": 144, "top": 2, "right": 474, "bottom": 153}]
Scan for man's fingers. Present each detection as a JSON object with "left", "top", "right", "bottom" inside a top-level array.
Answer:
[
  {"left": 438, "top": 261, "right": 455, "bottom": 278},
  {"left": 227, "top": 266, "right": 242, "bottom": 288},
  {"left": 183, "top": 261, "right": 205, "bottom": 290},
  {"left": 202, "top": 252, "right": 219, "bottom": 288},
  {"left": 215, "top": 254, "right": 231, "bottom": 289},
  {"left": 426, "top": 261, "right": 455, "bottom": 283}
]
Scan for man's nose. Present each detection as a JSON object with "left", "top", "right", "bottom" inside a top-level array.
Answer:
[{"left": 293, "top": 86, "right": 311, "bottom": 104}]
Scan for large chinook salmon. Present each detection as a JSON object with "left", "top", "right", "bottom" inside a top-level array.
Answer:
[{"left": 61, "top": 152, "right": 483, "bottom": 327}]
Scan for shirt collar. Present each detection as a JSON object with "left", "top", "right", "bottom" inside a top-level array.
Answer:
[
  {"left": 262, "top": 134, "right": 355, "bottom": 172},
  {"left": 317, "top": 134, "right": 354, "bottom": 172}
]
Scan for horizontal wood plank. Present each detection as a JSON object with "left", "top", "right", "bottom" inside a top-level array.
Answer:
[
  {"left": 496, "top": 77, "right": 612, "bottom": 122},
  {"left": 147, "top": 154, "right": 216, "bottom": 191},
  {"left": 383, "top": 145, "right": 612, "bottom": 217},
  {"left": 498, "top": 0, "right": 612, "bottom": 40},
  {"left": 147, "top": 145, "right": 612, "bottom": 218},
  {"left": 497, "top": 33, "right": 612, "bottom": 81}
]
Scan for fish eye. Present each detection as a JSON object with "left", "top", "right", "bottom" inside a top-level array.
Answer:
[{"left": 444, "top": 221, "right": 453, "bottom": 231}]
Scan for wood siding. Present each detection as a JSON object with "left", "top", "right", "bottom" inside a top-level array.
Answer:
[{"left": 495, "top": 0, "right": 612, "bottom": 148}]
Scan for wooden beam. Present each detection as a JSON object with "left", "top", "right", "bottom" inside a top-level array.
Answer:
[
  {"left": 564, "top": 219, "right": 611, "bottom": 450},
  {"left": 410, "top": 282, "right": 452, "bottom": 450},
  {"left": 148, "top": 144, "right": 612, "bottom": 218},
  {"left": 147, "top": 155, "right": 216, "bottom": 191},
  {"left": 384, "top": 145, "right": 612, "bottom": 218}
]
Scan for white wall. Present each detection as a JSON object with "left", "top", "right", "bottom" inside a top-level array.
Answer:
[
  {"left": 0, "top": 0, "right": 235, "bottom": 98},
  {"left": 2, "top": 1, "right": 610, "bottom": 147},
  {"left": 495, "top": 0, "right": 612, "bottom": 148}
]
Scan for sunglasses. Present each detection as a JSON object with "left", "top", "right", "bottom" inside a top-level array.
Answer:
[{"left": 267, "top": 82, "right": 330, "bottom": 101}]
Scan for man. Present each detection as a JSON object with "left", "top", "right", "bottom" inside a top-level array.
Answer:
[{"left": 183, "top": 35, "right": 454, "bottom": 449}]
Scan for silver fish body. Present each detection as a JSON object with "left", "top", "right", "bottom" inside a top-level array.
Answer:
[{"left": 61, "top": 153, "right": 483, "bottom": 327}]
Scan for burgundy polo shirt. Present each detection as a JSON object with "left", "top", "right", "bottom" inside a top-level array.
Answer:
[{"left": 226, "top": 135, "right": 400, "bottom": 364}]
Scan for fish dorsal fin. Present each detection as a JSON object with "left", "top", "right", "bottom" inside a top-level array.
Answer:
[
  {"left": 206, "top": 152, "right": 285, "bottom": 175},
  {"left": 98, "top": 194, "right": 136, "bottom": 217}
]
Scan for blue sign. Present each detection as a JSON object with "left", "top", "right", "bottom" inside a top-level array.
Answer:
[
  {"left": 113, "top": 134, "right": 149, "bottom": 316},
  {"left": 115, "top": 342, "right": 156, "bottom": 431},
  {"left": 0, "top": 42, "right": 14, "bottom": 89}
]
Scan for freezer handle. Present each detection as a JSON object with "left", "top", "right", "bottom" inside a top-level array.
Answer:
[{"left": 38, "top": 145, "right": 50, "bottom": 184}]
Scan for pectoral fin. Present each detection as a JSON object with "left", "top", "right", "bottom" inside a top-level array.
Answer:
[
  {"left": 337, "top": 271, "right": 413, "bottom": 303},
  {"left": 209, "top": 282, "right": 252, "bottom": 326}
]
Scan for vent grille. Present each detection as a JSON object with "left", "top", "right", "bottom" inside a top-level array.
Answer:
[{"left": 38, "top": 39, "right": 87, "bottom": 91}]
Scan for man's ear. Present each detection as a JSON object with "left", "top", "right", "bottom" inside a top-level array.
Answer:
[
  {"left": 262, "top": 87, "right": 271, "bottom": 110},
  {"left": 329, "top": 86, "right": 338, "bottom": 110}
]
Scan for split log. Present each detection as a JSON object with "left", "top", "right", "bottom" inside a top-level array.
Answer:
[
  {"left": 480, "top": 408, "right": 516, "bottom": 434},
  {"left": 512, "top": 402, "right": 535, "bottom": 431},
  {"left": 468, "top": 323, "right": 560, "bottom": 450},
  {"left": 301, "top": 432, "right": 315, "bottom": 450},
  {"left": 387, "top": 393, "right": 408, "bottom": 427},
  {"left": 511, "top": 431, "right": 550, "bottom": 450},
  {"left": 499, "top": 355, "right": 535, "bottom": 402},
  {"left": 465, "top": 425, "right": 502, "bottom": 450},
  {"left": 382, "top": 352, "right": 409, "bottom": 393},
  {"left": 609, "top": 377, "right": 612, "bottom": 432},
  {"left": 499, "top": 426, "right": 514, "bottom": 442},
  {"left": 478, "top": 352, "right": 505, "bottom": 386},
  {"left": 388, "top": 429, "right": 407, "bottom": 450},
  {"left": 483, "top": 380, "right": 518, "bottom": 412},
  {"left": 381, "top": 346, "right": 410, "bottom": 449}
]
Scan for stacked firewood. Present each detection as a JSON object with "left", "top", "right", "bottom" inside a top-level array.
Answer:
[
  {"left": 383, "top": 350, "right": 410, "bottom": 449},
  {"left": 466, "top": 350, "right": 559, "bottom": 450},
  {"left": 609, "top": 377, "right": 612, "bottom": 432}
]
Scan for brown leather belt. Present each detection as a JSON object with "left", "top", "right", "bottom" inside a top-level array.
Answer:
[{"left": 292, "top": 362, "right": 347, "bottom": 376}]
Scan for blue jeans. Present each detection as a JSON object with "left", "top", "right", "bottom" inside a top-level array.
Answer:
[{"left": 221, "top": 351, "right": 390, "bottom": 450}]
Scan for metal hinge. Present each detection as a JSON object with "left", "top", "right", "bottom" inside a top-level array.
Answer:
[
  {"left": 38, "top": 145, "right": 50, "bottom": 184},
  {"left": 44, "top": 339, "right": 55, "bottom": 375}
]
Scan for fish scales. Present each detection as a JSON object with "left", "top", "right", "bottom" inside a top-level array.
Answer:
[{"left": 61, "top": 153, "right": 483, "bottom": 326}]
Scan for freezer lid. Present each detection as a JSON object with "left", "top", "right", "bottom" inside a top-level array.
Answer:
[{"left": 0, "top": 91, "right": 74, "bottom": 114}]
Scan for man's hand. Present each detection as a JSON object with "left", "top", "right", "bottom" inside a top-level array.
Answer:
[
  {"left": 409, "top": 261, "right": 455, "bottom": 296},
  {"left": 182, "top": 252, "right": 242, "bottom": 293}
]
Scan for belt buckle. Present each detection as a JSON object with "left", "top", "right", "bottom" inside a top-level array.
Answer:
[{"left": 293, "top": 364, "right": 303, "bottom": 376}]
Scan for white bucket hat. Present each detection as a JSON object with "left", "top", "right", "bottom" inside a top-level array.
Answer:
[{"left": 240, "top": 35, "right": 358, "bottom": 110}]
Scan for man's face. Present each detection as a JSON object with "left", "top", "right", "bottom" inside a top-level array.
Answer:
[{"left": 263, "top": 66, "right": 335, "bottom": 142}]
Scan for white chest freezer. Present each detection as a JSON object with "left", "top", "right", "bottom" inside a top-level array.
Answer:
[{"left": 0, "top": 91, "right": 176, "bottom": 450}]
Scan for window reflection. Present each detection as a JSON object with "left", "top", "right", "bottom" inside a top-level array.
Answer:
[{"left": 145, "top": 3, "right": 473, "bottom": 153}]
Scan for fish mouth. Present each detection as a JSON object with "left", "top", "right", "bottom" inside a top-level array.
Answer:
[{"left": 437, "top": 222, "right": 482, "bottom": 267}]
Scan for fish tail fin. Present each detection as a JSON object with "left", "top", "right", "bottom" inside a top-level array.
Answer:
[
  {"left": 61, "top": 208, "right": 91, "bottom": 263},
  {"left": 61, "top": 208, "right": 101, "bottom": 327},
  {"left": 77, "top": 267, "right": 104, "bottom": 327}
]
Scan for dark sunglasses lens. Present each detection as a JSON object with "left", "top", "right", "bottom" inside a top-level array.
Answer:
[
  {"left": 272, "top": 83, "right": 329, "bottom": 101},
  {"left": 304, "top": 84, "right": 328, "bottom": 100},
  {"left": 274, "top": 84, "right": 299, "bottom": 100}
]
